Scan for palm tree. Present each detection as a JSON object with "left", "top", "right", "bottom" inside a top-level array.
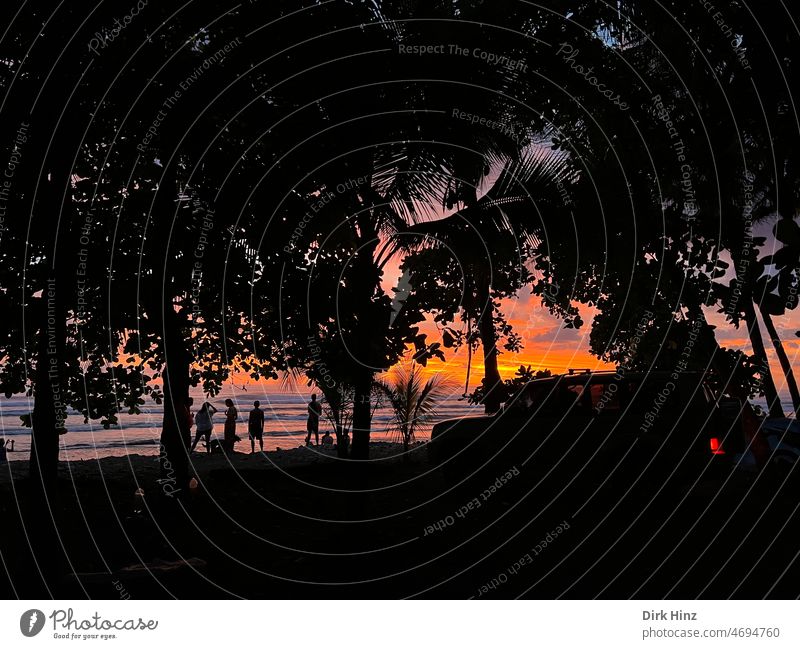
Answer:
[
  {"left": 398, "top": 146, "right": 577, "bottom": 413},
  {"left": 591, "top": 0, "right": 799, "bottom": 418},
  {"left": 755, "top": 227, "right": 800, "bottom": 417},
  {"left": 379, "top": 364, "right": 447, "bottom": 454}
]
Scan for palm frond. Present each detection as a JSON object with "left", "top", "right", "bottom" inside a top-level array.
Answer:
[
  {"left": 381, "top": 364, "right": 446, "bottom": 447},
  {"left": 386, "top": 142, "right": 574, "bottom": 257},
  {"left": 478, "top": 143, "right": 574, "bottom": 212}
]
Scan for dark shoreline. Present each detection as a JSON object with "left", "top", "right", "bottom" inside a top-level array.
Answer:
[{"left": 2, "top": 441, "right": 800, "bottom": 599}]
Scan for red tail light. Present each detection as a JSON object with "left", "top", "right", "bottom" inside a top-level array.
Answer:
[{"left": 710, "top": 437, "right": 725, "bottom": 455}]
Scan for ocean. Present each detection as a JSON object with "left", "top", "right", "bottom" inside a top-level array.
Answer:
[
  {"left": 0, "top": 387, "right": 794, "bottom": 463},
  {"left": 0, "top": 389, "right": 481, "bottom": 461}
]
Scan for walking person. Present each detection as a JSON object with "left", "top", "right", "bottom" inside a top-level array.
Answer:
[
  {"left": 248, "top": 400, "right": 265, "bottom": 453},
  {"left": 223, "top": 398, "right": 238, "bottom": 453},
  {"left": 305, "top": 393, "right": 322, "bottom": 446},
  {"left": 191, "top": 402, "right": 217, "bottom": 453}
]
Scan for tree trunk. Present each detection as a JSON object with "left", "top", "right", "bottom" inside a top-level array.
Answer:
[
  {"left": 476, "top": 274, "right": 503, "bottom": 414},
  {"left": 320, "top": 383, "right": 349, "bottom": 458},
  {"left": 29, "top": 162, "right": 70, "bottom": 493},
  {"left": 760, "top": 307, "right": 800, "bottom": 416},
  {"left": 348, "top": 209, "right": 381, "bottom": 459},
  {"left": 335, "top": 425, "right": 349, "bottom": 458},
  {"left": 27, "top": 167, "right": 72, "bottom": 592},
  {"left": 29, "top": 284, "right": 66, "bottom": 494},
  {"left": 24, "top": 284, "right": 67, "bottom": 592},
  {"left": 728, "top": 240, "right": 785, "bottom": 419},
  {"left": 350, "top": 370, "right": 373, "bottom": 460},
  {"left": 25, "top": 340, "right": 63, "bottom": 595},
  {"left": 742, "top": 301, "right": 784, "bottom": 418},
  {"left": 159, "top": 309, "right": 191, "bottom": 496}
]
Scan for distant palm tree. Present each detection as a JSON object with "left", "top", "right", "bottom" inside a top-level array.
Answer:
[
  {"left": 379, "top": 365, "right": 447, "bottom": 454},
  {"left": 398, "top": 146, "right": 576, "bottom": 414}
]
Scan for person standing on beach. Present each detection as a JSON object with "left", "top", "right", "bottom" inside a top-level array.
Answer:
[
  {"left": 192, "top": 402, "right": 217, "bottom": 453},
  {"left": 223, "top": 398, "right": 238, "bottom": 453},
  {"left": 248, "top": 401, "right": 265, "bottom": 453},
  {"left": 305, "top": 394, "right": 322, "bottom": 446}
]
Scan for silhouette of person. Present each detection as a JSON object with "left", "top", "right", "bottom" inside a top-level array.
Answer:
[
  {"left": 305, "top": 394, "right": 322, "bottom": 445},
  {"left": 248, "top": 400, "right": 265, "bottom": 453},
  {"left": 223, "top": 398, "right": 238, "bottom": 453},
  {"left": 191, "top": 402, "right": 217, "bottom": 453}
]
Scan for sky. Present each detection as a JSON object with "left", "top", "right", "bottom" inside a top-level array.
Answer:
[{"left": 378, "top": 215, "right": 800, "bottom": 402}]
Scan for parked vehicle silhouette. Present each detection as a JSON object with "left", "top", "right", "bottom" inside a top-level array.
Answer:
[{"left": 428, "top": 370, "right": 776, "bottom": 495}]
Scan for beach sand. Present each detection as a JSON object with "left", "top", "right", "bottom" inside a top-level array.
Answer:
[
  {"left": 0, "top": 441, "right": 414, "bottom": 485},
  {"left": 3, "top": 440, "right": 800, "bottom": 599},
  {"left": 0, "top": 441, "right": 473, "bottom": 599}
]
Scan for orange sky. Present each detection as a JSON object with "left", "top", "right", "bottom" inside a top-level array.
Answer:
[
  {"left": 394, "top": 280, "right": 612, "bottom": 388},
  {"left": 206, "top": 210, "right": 800, "bottom": 400},
  {"left": 390, "top": 280, "right": 800, "bottom": 401},
  {"left": 378, "top": 214, "right": 800, "bottom": 399}
]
